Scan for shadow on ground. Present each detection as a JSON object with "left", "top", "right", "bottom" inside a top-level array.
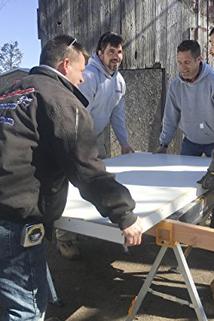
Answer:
[{"left": 46, "top": 235, "right": 214, "bottom": 321}]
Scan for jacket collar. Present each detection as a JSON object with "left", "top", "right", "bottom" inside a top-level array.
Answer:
[{"left": 29, "top": 65, "right": 89, "bottom": 107}]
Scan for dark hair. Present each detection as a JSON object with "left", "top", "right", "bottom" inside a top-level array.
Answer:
[
  {"left": 177, "top": 40, "right": 201, "bottom": 58},
  {"left": 96, "top": 32, "right": 124, "bottom": 54},
  {"left": 39, "top": 34, "right": 88, "bottom": 67},
  {"left": 210, "top": 27, "right": 214, "bottom": 37}
]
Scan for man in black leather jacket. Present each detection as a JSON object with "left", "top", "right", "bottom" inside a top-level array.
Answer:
[{"left": 0, "top": 35, "right": 143, "bottom": 321}]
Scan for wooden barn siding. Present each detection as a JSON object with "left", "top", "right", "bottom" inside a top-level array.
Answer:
[
  {"left": 37, "top": 1, "right": 213, "bottom": 154},
  {"left": 38, "top": 0, "right": 212, "bottom": 77}
]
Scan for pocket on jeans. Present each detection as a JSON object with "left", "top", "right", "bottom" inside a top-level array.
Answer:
[{"left": 0, "top": 221, "right": 13, "bottom": 258}]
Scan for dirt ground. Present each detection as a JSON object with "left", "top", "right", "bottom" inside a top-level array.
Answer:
[{"left": 46, "top": 234, "right": 214, "bottom": 321}]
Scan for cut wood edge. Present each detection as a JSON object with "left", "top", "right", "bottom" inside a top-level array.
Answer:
[{"left": 147, "top": 219, "right": 214, "bottom": 252}]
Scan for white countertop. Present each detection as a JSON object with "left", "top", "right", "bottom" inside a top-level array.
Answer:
[{"left": 55, "top": 152, "right": 210, "bottom": 243}]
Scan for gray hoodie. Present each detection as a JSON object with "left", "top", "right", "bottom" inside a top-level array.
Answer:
[
  {"left": 79, "top": 54, "right": 129, "bottom": 146},
  {"left": 159, "top": 62, "right": 214, "bottom": 145}
]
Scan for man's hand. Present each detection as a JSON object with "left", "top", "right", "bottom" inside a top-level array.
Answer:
[
  {"left": 156, "top": 145, "right": 168, "bottom": 154},
  {"left": 121, "top": 144, "right": 135, "bottom": 155},
  {"left": 122, "top": 217, "right": 143, "bottom": 246},
  {"left": 198, "top": 153, "right": 214, "bottom": 190},
  {"left": 197, "top": 170, "right": 214, "bottom": 190}
]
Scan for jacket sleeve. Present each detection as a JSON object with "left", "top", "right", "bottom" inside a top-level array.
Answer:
[
  {"left": 110, "top": 96, "right": 129, "bottom": 147},
  {"left": 78, "top": 70, "right": 97, "bottom": 110},
  {"left": 159, "top": 82, "right": 181, "bottom": 146},
  {"left": 41, "top": 95, "right": 137, "bottom": 230}
]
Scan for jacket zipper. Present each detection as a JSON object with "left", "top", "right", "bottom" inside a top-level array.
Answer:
[{"left": 75, "top": 107, "right": 79, "bottom": 142}]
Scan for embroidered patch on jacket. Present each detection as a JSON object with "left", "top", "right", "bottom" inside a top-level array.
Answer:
[
  {"left": 17, "top": 95, "right": 33, "bottom": 109},
  {"left": 0, "top": 88, "right": 35, "bottom": 101},
  {"left": 0, "top": 88, "right": 35, "bottom": 126},
  {"left": 0, "top": 116, "right": 14, "bottom": 126},
  {"left": 0, "top": 103, "right": 17, "bottom": 110}
]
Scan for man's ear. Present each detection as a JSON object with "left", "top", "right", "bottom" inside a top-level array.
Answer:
[
  {"left": 57, "top": 58, "right": 70, "bottom": 75},
  {"left": 98, "top": 50, "right": 102, "bottom": 57}
]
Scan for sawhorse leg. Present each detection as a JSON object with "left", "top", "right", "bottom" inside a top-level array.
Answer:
[
  {"left": 46, "top": 263, "right": 62, "bottom": 305},
  {"left": 174, "top": 244, "right": 207, "bottom": 321},
  {"left": 125, "top": 243, "right": 207, "bottom": 321},
  {"left": 126, "top": 246, "right": 167, "bottom": 321}
]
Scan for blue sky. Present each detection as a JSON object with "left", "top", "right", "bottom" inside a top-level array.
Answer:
[{"left": 0, "top": 0, "right": 41, "bottom": 68}]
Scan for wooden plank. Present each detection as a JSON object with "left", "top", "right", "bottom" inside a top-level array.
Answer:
[
  {"left": 61, "top": 0, "right": 74, "bottom": 36},
  {"left": 166, "top": 0, "right": 180, "bottom": 77},
  {"left": 100, "top": 0, "right": 111, "bottom": 34},
  {"left": 38, "top": 0, "right": 54, "bottom": 45},
  {"left": 47, "top": 0, "right": 58, "bottom": 38},
  {"left": 80, "top": 0, "right": 90, "bottom": 51},
  {"left": 87, "top": 0, "right": 101, "bottom": 54},
  {"left": 37, "top": 0, "right": 46, "bottom": 42},
  {"left": 181, "top": 0, "right": 193, "bottom": 40},
  {"left": 134, "top": 0, "right": 145, "bottom": 67},
  {"left": 148, "top": 219, "right": 214, "bottom": 252},
  {"left": 53, "top": 0, "right": 65, "bottom": 35},
  {"left": 110, "top": 0, "right": 121, "bottom": 34},
  {"left": 73, "top": 0, "right": 85, "bottom": 45},
  {"left": 121, "top": 0, "right": 136, "bottom": 68},
  {"left": 142, "top": 0, "right": 156, "bottom": 68},
  {"left": 155, "top": 0, "right": 168, "bottom": 68}
]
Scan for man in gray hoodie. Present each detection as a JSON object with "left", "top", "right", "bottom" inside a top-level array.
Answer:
[
  {"left": 158, "top": 40, "right": 214, "bottom": 156},
  {"left": 158, "top": 38, "right": 214, "bottom": 311},
  {"left": 56, "top": 32, "right": 134, "bottom": 259},
  {"left": 196, "top": 30, "right": 214, "bottom": 307},
  {"left": 79, "top": 31, "right": 134, "bottom": 158}
]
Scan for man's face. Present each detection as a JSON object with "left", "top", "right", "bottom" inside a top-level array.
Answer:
[
  {"left": 177, "top": 50, "right": 201, "bottom": 81},
  {"left": 64, "top": 52, "right": 85, "bottom": 86},
  {"left": 98, "top": 44, "right": 123, "bottom": 71},
  {"left": 210, "top": 33, "right": 214, "bottom": 57}
]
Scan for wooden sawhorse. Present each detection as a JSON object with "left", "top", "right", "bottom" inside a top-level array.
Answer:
[{"left": 126, "top": 220, "right": 214, "bottom": 321}]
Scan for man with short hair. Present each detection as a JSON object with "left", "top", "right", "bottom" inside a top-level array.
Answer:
[
  {"left": 0, "top": 34, "right": 143, "bottom": 321},
  {"left": 80, "top": 31, "right": 133, "bottom": 157},
  {"left": 158, "top": 40, "right": 214, "bottom": 303},
  {"left": 56, "top": 32, "right": 134, "bottom": 259},
  {"left": 197, "top": 29, "right": 214, "bottom": 302},
  {"left": 158, "top": 40, "right": 214, "bottom": 156}
]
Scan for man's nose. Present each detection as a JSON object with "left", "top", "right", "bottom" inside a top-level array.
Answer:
[
  {"left": 113, "top": 52, "right": 120, "bottom": 60},
  {"left": 179, "top": 65, "right": 185, "bottom": 71}
]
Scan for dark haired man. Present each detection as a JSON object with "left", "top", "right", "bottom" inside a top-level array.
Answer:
[
  {"left": 56, "top": 32, "right": 134, "bottom": 259},
  {"left": 79, "top": 31, "right": 133, "bottom": 157},
  {"left": 158, "top": 40, "right": 214, "bottom": 156},
  {"left": 196, "top": 30, "right": 214, "bottom": 298},
  {"left": 0, "top": 34, "right": 143, "bottom": 321}
]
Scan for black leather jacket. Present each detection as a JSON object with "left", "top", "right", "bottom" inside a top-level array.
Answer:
[{"left": 0, "top": 66, "right": 136, "bottom": 230}]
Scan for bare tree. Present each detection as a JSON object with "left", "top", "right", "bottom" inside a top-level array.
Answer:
[{"left": 0, "top": 41, "right": 23, "bottom": 73}]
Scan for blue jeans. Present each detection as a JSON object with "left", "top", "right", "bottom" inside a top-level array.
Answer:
[
  {"left": 181, "top": 137, "right": 214, "bottom": 157},
  {"left": 0, "top": 220, "right": 48, "bottom": 321}
]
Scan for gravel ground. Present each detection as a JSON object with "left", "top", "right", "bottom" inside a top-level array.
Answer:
[{"left": 46, "top": 234, "right": 214, "bottom": 321}]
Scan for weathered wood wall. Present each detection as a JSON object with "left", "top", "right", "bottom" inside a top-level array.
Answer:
[
  {"left": 37, "top": 0, "right": 213, "bottom": 154},
  {"left": 37, "top": 0, "right": 213, "bottom": 77}
]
